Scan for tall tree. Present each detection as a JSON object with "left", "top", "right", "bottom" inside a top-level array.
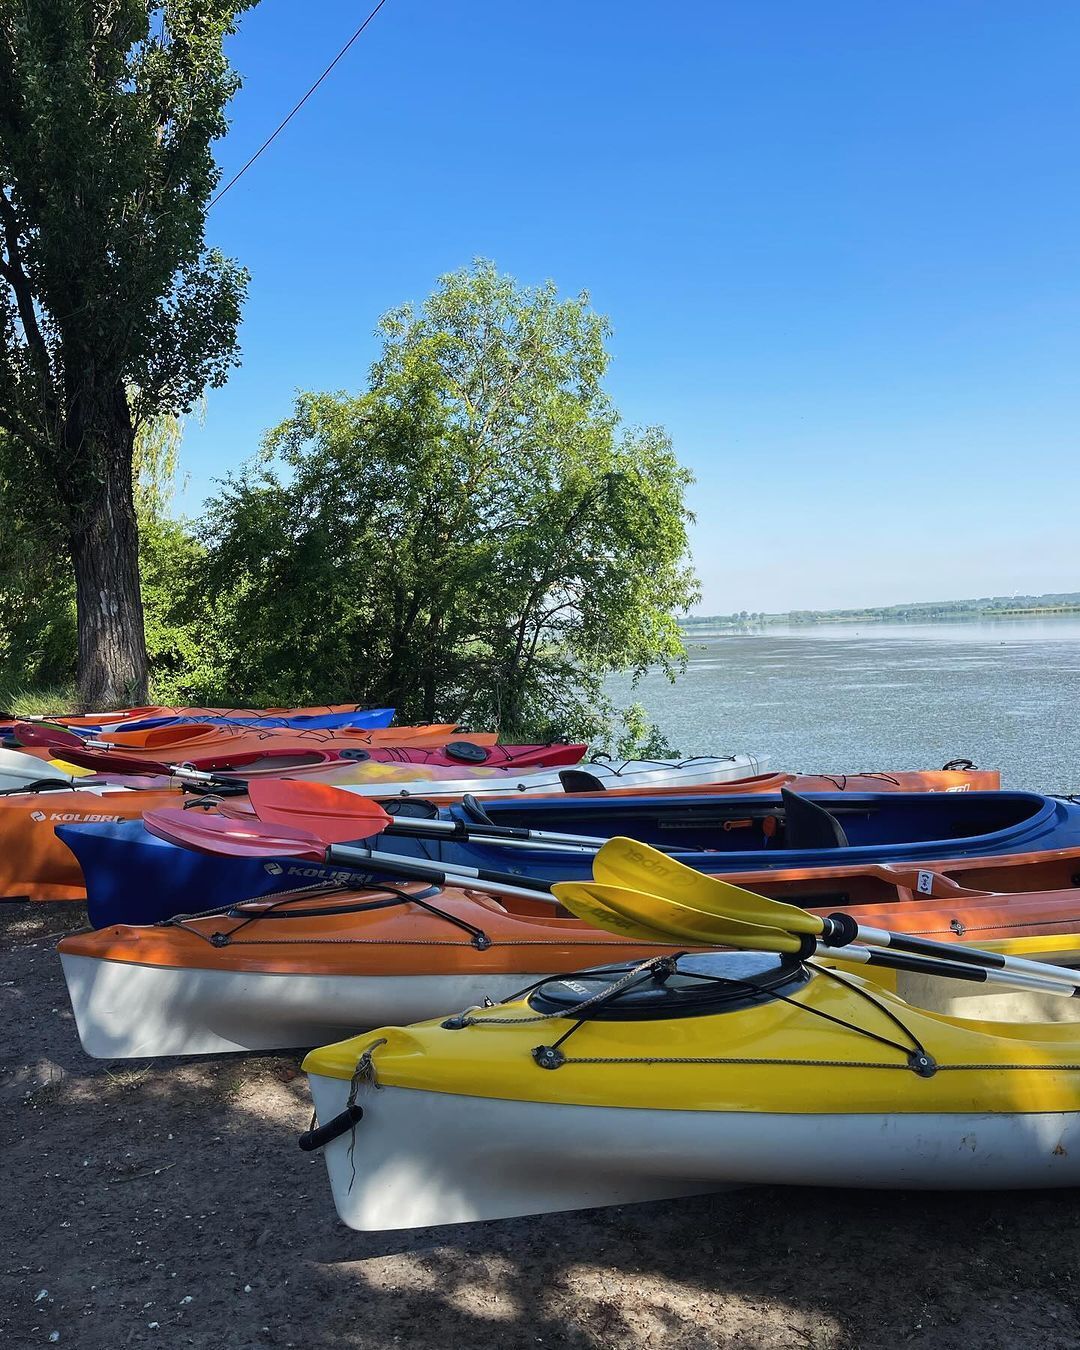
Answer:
[
  {"left": 198, "top": 262, "right": 699, "bottom": 748},
  {"left": 0, "top": 1, "right": 250, "bottom": 706}
]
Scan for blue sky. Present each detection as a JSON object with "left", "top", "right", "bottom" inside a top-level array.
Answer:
[{"left": 183, "top": 0, "right": 1080, "bottom": 614}]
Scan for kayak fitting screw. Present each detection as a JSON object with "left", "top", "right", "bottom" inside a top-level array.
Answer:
[
  {"left": 532, "top": 1045, "right": 566, "bottom": 1070},
  {"left": 209, "top": 932, "right": 230, "bottom": 948},
  {"left": 908, "top": 1052, "right": 937, "bottom": 1078},
  {"left": 471, "top": 933, "right": 492, "bottom": 951},
  {"left": 441, "top": 1015, "right": 469, "bottom": 1030}
]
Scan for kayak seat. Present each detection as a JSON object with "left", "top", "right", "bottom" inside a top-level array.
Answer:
[
  {"left": 780, "top": 789, "right": 849, "bottom": 850},
  {"left": 460, "top": 794, "right": 497, "bottom": 826},
  {"left": 559, "top": 769, "right": 607, "bottom": 793}
]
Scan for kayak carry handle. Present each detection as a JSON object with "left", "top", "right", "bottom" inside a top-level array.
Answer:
[{"left": 297, "top": 1103, "right": 363, "bottom": 1152}]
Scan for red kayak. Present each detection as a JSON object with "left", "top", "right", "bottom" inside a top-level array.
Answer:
[
  {"left": 185, "top": 740, "right": 588, "bottom": 775},
  {"left": 13, "top": 718, "right": 585, "bottom": 776}
]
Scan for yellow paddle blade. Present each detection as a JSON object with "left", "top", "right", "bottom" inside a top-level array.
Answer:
[
  {"left": 552, "top": 882, "right": 686, "bottom": 946},
  {"left": 593, "top": 837, "right": 826, "bottom": 938},
  {"left": 49, "top": 757, "right": 95, "bottom": 777},
  {"left": 596, "top": 883, "right": 805, "bottom": 954}
]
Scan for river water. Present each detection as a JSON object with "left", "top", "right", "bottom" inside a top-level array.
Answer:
[{"left": 608, "top": 618, "right": 1080, "bottom": 793}]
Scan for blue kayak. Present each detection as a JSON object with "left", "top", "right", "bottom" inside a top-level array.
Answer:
[
  {"left": 90, "top": 707, "right": 396, "bottom": 734},
  {"left": 60, "top": 790, "right": 1080, "bottom": 929}
]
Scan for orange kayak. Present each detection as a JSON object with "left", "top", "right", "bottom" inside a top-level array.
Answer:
[
  {"left": 0, "top": 764, "right": 1003, "bottom": 902},
  {"left": 0, "top": 787, "right": 182, "bottom": 900},
  {"left": 57, "top": 853, "right": 1080, "bottom": 1057},
  {"left": 59, "top": 880, "right": 667, "bottom": 1056}
]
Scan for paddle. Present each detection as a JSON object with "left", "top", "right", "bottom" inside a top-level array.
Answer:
[
  {"left": 551, "top": 881, "right": 688, "bottom": 945},
  {"left": 0, "top": 747, "right": 80, "bottom": 788},
  {"left": 245, "top": 779, "right": 637, "bottom": 853},
  {"left": 142, "top": 807, "right": 562, "bottom": 904},
  {"left": 553, "top": 880, "right": 1080, "bottom": 1000},
  {"left": 13, "top": 722, "right": 228, "bottom": 785},
  {"left": 592, "top": 836, "right": 1080, "bottom": 991},
  {"left": 557, "top": 879, "right": 792, "bottom": 949}
]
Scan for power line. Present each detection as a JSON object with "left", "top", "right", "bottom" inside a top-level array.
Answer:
[{"left": 211, "top": 0, "right": 391, "bottom": 208}]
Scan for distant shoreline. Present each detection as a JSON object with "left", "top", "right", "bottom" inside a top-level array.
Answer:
[{"left": 682, "top": 596, "right": 1080, "bottom": 630}]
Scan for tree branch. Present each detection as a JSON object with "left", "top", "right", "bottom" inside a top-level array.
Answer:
[{"left": 0, "top": 189, "right": 57, "bottom": 422}]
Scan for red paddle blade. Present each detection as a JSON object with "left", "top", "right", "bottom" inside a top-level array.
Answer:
[
  {"left": 143, "top": 807, "right": 326, "bottom": 861},
  {"left": 13, "top": 721, "right": 86, "bottom": 751},
  {"left": 28, "top": 738, "right": 173, "bottom": 777},
  {"left": 247, "top": 778, "right": 391, "bottom": 844},
  {"left": 217, "top": 799, "right": 257, "bottom": 819}
]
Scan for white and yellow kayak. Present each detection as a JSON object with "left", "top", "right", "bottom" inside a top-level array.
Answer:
[{"left": 302, "top": 950, "right": 1080, "bottom": 1231}]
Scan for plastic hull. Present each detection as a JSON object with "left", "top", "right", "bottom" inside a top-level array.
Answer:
[
  {"left": 59, "top": 954, "right": 549, "bottom": 1058},
  {"left": 60, "top": 791, "right": 1080, "bottom": 927},
  {"left": 307, "top": 1076, "right": 1080, "bottom": 1231}
]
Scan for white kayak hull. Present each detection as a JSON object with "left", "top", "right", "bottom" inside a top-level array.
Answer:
[
  {"left": 59, "top": 953, "right": 549, "bottom": 1059},
  {"left": 0, "top": 747, "right": 81, "bottom": 793},
  {"left": 307, "top": 1077, "right": 1080, "bottom": 1231},
  {"left": 340, "top": 753, "right": 770, "bottom": 800}
]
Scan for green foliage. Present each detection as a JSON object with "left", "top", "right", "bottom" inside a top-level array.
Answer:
[
  {"left": 0, "top": 432, "right": 77, "bottom": 685},
  {"left": 130, "top": 408, "right": 216, "bottom": 702},
  {"left": 0, "top": 0, "right": 251, "bottom": 457},
  {"left": 194, "top": 261, "right": 699, "bottom": 750},
  {"left": 0, "top": 0, "right": 253, "bottom": 702},
  {"left": 0, "top": 412, "right": 208, "bottom": 699}
]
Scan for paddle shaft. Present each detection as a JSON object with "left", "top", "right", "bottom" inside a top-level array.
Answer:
[
  {"left": 325, "top": 841, "right": 557, "bottom": 903},
  {"left": 832, "top": 942, "right": 1080, "bottom": 997},
  {"left": 382, "top": 817, "right": 609, "bottom": 852},
  {"left": 822, "top": 915, "right": 1080, "bottom": 990}
]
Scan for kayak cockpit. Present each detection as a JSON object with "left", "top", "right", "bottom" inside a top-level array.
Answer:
[
  {"left": 527, "top": 952, "right": 811, "bottom": 1020},
  {"left": 450, "top": 790, "right": 1054, "bottom": 855}
]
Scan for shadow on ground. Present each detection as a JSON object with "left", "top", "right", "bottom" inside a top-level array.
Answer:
[{"left": 2, "top": 904, "right": 1078, "bottom": 1349}]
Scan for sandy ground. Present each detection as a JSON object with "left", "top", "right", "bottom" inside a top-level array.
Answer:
[{"left": 4, "top": 904, "right": 1080, "bottom": 1350}]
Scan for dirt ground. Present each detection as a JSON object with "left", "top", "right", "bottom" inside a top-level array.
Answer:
[{"left": 3, "top": 904, "right": 1080, "bottom": 1350}]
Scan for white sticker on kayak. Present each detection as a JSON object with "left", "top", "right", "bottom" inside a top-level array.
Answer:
[
  {"left": 30, "top": 809, "right": 123, "bottom": 823},
  {"left": 916, "top": 870, "right": 935, "bottom": 895}
]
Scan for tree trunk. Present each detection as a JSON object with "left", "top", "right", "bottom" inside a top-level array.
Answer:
[{"left": 66, "top": 393, "right": 149, "bottom": 709}]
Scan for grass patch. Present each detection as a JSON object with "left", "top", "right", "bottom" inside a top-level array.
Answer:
[
  {"left": 0, "top": 682, "right": 80, "bottom": 718},
  {"left": 102, "top": 1063, "right": 154, "bottom": 1093}
]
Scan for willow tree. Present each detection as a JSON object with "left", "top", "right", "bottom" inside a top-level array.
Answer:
[
  {"left": 0, "top": 1, "right": 250, "bottom": 705},
  {"left": 199, "top": 262, "right": 700, "bottom": 748}
]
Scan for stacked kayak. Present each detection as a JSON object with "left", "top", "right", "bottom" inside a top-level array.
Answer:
[
  {"left": 56, "top": 789, "right": 1080, "bottom": 927},
  {"left": 58, "top": 881, "right": 670, "bottom": 1057},
  {"left": 0, "top": 762, "right": 999, "bottom": 905},
  {"left": 15, "top": 721, "right": 499, "bottom": 770},
  {"left": 0, "top": 702, "right": 395, "bottom": 736},
  {"left": 329, "top": 789, "right": 1080, "bottom": 882},
  {"left": 86, "top": 708, "right": 396, "bottom": 733},
  {"left": 57, "top": 854, "right": 1080, "bottom": 1059},
  {"left": 12, "top": 720, "right": 588, "bottom": 777},
  {"left": 302, "top": 947, "right": 1080, "bottom": 1231}
]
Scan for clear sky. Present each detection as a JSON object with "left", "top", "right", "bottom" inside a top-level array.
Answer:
[{"left": 182, "top": 0, "right": 1080, "bottom": 615}]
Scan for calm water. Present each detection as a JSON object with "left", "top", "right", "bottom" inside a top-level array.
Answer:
[{"left": 608, "top": 617, "right": 1080, "bottom": 794}]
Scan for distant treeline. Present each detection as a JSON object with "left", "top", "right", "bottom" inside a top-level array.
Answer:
[{"left": 683, "top": 592, "right": 1080, "bottom": 629}]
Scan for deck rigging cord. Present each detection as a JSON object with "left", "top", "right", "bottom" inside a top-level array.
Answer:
[{"left": 211, "top": 0, "right": 392, "bottom": 207}]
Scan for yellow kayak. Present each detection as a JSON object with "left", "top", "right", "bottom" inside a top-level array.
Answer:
[{"left": 302, "top": 949, "right": 1080, "bottom": 1231}]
